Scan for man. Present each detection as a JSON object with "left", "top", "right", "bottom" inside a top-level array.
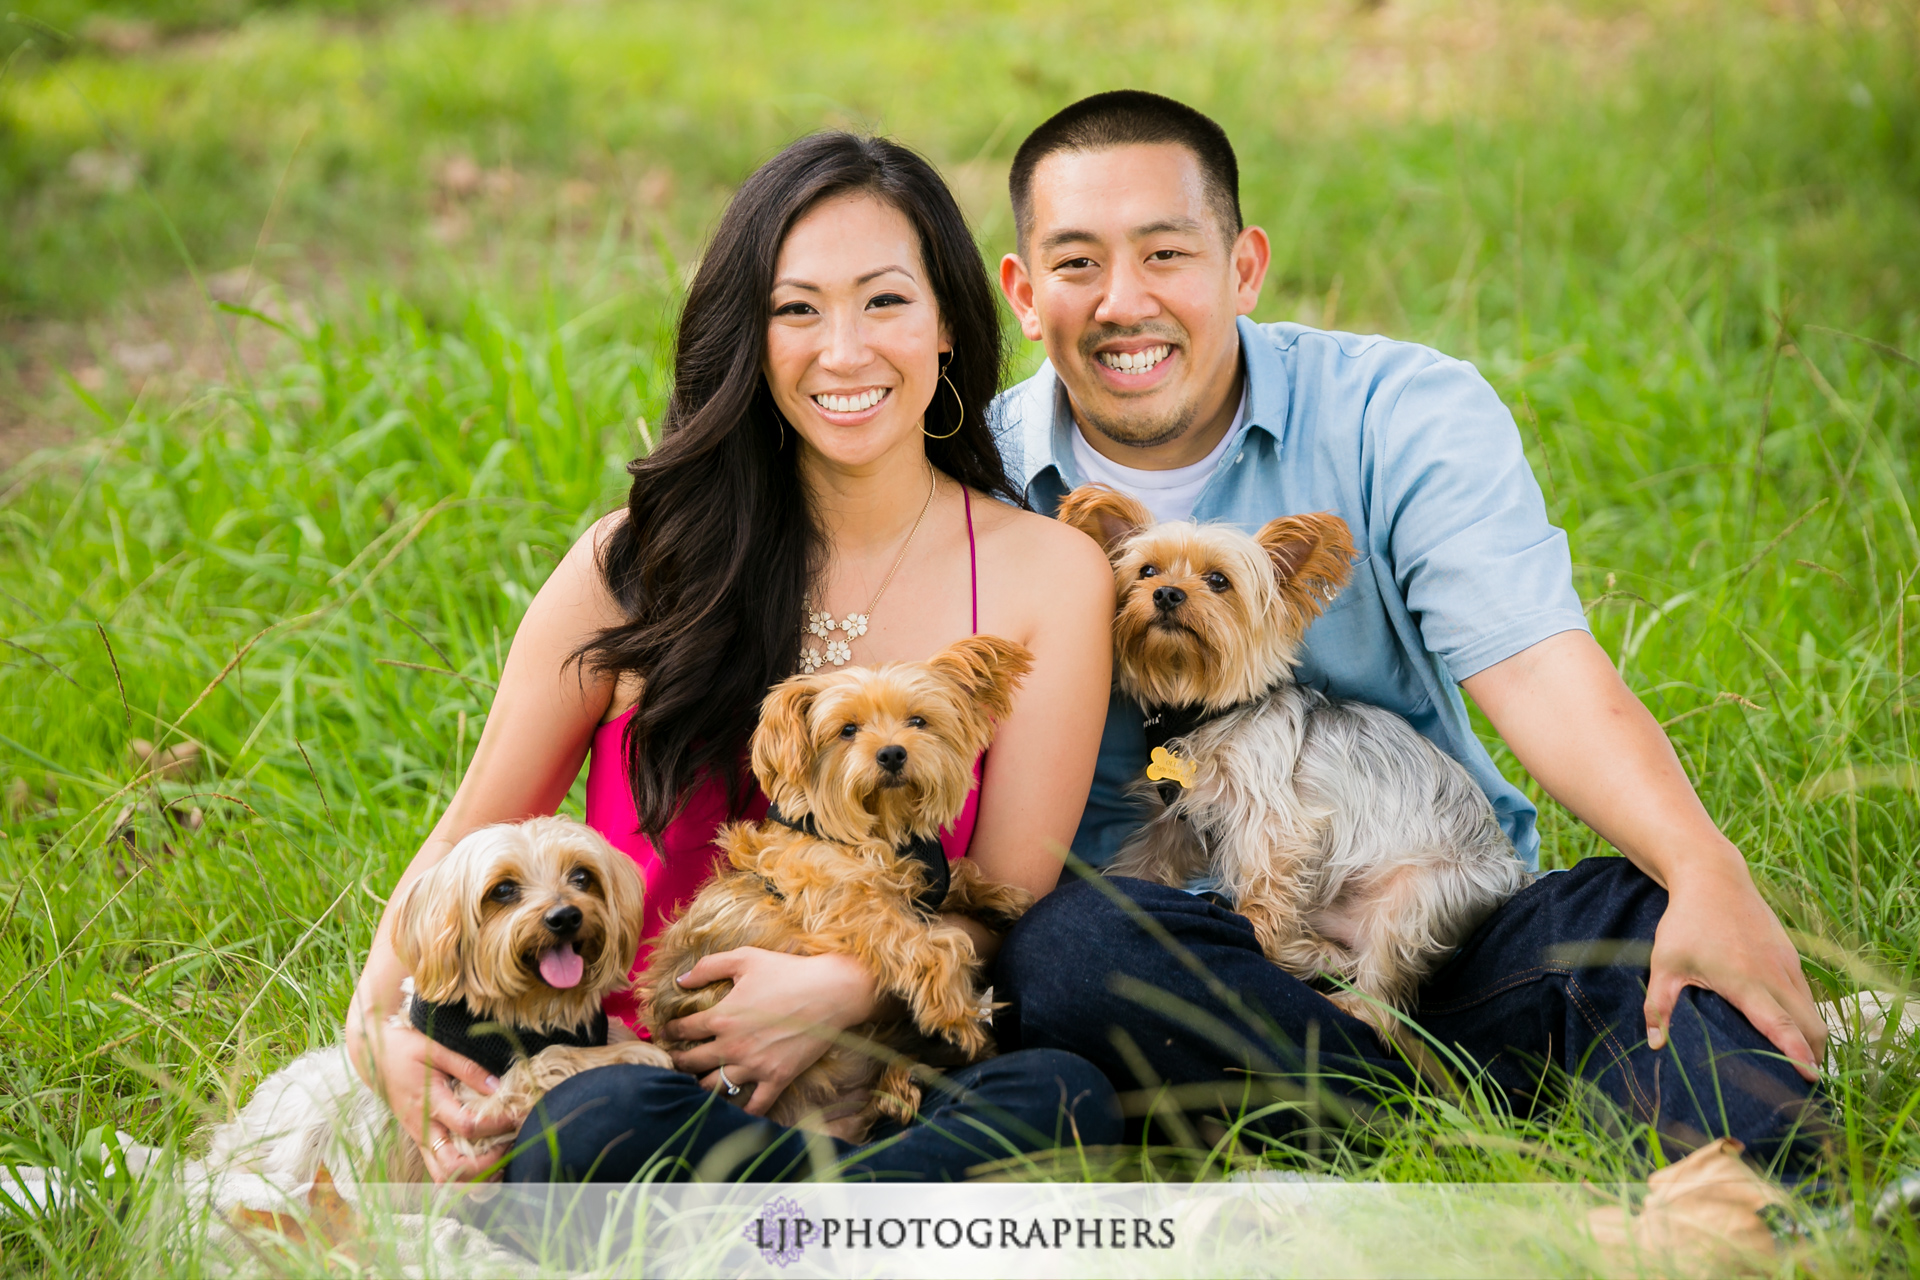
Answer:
[{"left": 988, "top": 90, "right": 1826, "bottom": 1168}]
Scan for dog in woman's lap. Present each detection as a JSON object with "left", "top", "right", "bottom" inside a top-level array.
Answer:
[
  {"left": 1059, "top": 485, "right": 1529, "bottom": 1049},
  {"left": 208, "top": 636, "right": 1038, "bottom": 1183},
  {"left": 642, "top": 634, "right": 1035, "bottom": 1142},
  {"left": 203, "top": 817, "right": 668, "bottom": 1190}
]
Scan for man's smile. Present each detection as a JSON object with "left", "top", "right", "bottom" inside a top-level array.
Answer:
[
  {"left": 1087, "top": 337, "right": 1182, "bottom": 395},
  {"left": 1097, "top": 344, "right": 1172, "bottom": 374}
]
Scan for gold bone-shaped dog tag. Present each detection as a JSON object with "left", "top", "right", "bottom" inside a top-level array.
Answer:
[{"left": 1146, "top": 745, "right": 1197, "bottom": 789}]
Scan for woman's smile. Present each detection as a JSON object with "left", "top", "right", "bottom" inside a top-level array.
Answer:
[{"left": 810, "top": 386, "right": 893, "bottom": 423}]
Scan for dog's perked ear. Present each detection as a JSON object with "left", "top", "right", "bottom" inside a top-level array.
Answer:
[
  {"left": 926, "top": 635, "right": 1035, "bottom": 721},
  {"left": 750, "top": 672, "right": 822, "bottom": 813},
  {"left": 1056, "top": 484, "right": 1154, "bottom": 558},
  {"left": 1255, "top": 512, "right": 1356, "bottom": 625},
  {"left": 389, "top": 859, "right": 467, "bottom": 1003}
]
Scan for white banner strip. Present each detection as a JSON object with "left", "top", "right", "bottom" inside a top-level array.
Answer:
[{"left": 275, "top": 1179, "right": 1636, "bottom": 1278}]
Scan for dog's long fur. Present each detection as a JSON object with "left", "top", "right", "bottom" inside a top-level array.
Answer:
[
  {"left": 642, "top": 635, "right": 1036, "bottom": 1141},
  {"left": 1059, "top": 484, "right": 1530, "bottom": 1044},
  {"left": 202, "top": 817, "right": 669, "bottom": 1191}
]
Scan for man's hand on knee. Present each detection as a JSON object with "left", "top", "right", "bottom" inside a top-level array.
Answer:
[
  {"left": 1646, "top": 858, "right": 1824, "bottom": 1081},
  {"left": 1464, "top": 632, "right": 1825, "bottom": 1080}
]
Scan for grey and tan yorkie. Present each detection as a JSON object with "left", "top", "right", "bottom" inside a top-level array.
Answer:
[
  {"left": 1059, "top": 484, "right": 1530, "bottom": 1051},
  {"left": 202, "top": 817, "right": 669, "bottom": 1193},
  {"left": 642, "top": 635, "right": 1036, "bottom": 1141}
]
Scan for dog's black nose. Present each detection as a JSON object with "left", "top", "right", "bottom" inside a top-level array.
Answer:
[
  {"left": 875, "top": 744, "right": 908, "bottom": 773},
  {"left": 1153, "top": 585, "right": 1188, "bottom": 611},
  {"left": 544, "top": 904, "right": 583, "bottom": 936}
]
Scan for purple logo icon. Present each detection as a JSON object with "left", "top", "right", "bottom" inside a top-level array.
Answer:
[{"left": 744, "top": 1196, "right": 811, "bottom": 1267}]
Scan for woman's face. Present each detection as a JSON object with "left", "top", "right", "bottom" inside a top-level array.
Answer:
[{"left": 765, "top": 192, "right": 949, "bottom": 472}]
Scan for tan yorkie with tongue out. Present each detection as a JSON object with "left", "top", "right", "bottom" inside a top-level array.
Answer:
[
  {"left": 1058, "top": 484, "right": 1530, "bottom": 1052},
  {"left": 201, "top": 817, "right": 670, "bottom": 1190}
]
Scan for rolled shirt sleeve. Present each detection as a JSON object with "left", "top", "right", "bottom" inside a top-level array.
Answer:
[{"left": 1370, "top": 357, "right": 1589, "bottom": 682}]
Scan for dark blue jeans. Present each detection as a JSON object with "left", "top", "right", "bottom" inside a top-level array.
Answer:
[
  {"left": 504, "top": 1048, "right": 1120, "bottom": 1183},
  {"left": 994, "top": 858, "right": 1828, "bottom": 1175}
]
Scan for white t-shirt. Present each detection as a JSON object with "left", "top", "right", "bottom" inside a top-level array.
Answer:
[{"left": 1068, "top": 393, "right": 1246, "bottom": 524}]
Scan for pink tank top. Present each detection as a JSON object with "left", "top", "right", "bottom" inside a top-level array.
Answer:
[{"left": 589, "top": 487, "right": 983, "bottom": 1030}]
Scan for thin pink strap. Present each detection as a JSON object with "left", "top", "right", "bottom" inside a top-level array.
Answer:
[{"left": 963, "top": 485, "right": 978, "bottom": 634}]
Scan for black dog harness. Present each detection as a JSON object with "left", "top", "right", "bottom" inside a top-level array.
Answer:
[
  {"left": 763, "top": 801, "right": 951, "bottom": 915},
  {"left": 409, "top": 994, "right": 608, "bottom": 1081}
]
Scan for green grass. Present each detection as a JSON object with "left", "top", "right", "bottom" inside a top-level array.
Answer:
[{"left": 1, "top": 0, "right": 1918, "bottom": 1274}]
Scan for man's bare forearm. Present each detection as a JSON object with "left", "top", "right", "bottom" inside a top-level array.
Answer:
[{"left": 1460, "top": 629, "right": 1745, "bottom": 887}]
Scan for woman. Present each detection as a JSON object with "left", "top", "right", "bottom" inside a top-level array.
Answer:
[{"left": 343, "top": 133, "right": 1119, "bottom": 1183}]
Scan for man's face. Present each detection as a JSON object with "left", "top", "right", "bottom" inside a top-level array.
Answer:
[{"left": 1001, "top": 143, "right": 1269, "bottom": 452}]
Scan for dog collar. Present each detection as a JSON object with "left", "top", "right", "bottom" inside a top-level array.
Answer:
[
  {"left": 1140, "top": 703, "right": 1240, "bottom": 805},
  {"left": 408, "top": 994, "right": 608, "bottom": 1081},
  {"left": 763, "top": 802, "right": 951, "bottom": 914},
  {"left": 1140, "top": 703, "right": 1219, "bottom": 751}
]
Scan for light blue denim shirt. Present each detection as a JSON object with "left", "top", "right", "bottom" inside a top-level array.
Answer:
[{"left": 993, "top": 317, "right": 1590, "bottom": 870}]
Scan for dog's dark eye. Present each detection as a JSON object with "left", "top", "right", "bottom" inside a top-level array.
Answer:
[
  {"left": 1204, "top": 571, "right": 1231, "bottom": 592},
  {"left": 839, "top": 723, "right": 859, "bottom": 739},
  {"left": 1139, "top": 565, "right": 1159, "bottom": 579},
  {"left": 566, "top": 868, "right": 593, "bottom": 891},
  {"left": 906, "top": 715, "right": 927, "bottom": 729},
  {"left": 488, "top": 881, "right": 520, "bottom": 904}
]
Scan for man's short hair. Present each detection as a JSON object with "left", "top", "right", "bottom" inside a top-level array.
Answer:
[{"left": 1009, "top": 90, "right": 1242, "bottom": 253}]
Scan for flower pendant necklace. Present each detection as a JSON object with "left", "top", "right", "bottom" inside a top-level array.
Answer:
[{"left": 800, "top": 463, "right": 938, "bottom": 673}]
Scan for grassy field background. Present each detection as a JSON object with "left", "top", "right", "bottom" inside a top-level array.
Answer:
[{"left": 1, "top": 0, "right": 1918, "bottom": 1273}]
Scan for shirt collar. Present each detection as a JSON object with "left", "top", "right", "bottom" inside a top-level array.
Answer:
[{"left": 1028, "top": 315, "right": 1290, "bottom": 492}]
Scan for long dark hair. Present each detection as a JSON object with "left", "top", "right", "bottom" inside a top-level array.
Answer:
[{"left": 581, "top": 132, "right": 1022, "bottom": 841}]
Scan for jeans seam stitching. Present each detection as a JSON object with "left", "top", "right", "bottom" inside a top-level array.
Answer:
[
  {"left": 1566, "top": 974, "right": 1651, "bottom": 1116},
  {"left": 1419, "top": 964, "right": 1561, "bottom": 1016}
]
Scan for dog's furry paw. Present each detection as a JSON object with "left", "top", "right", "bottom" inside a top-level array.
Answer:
[
  {"left": 873, "top": 1062, "right": 922, "bottom": 1126},
  {"left": 519, "top": 1039, "right": 675, "bottom": 1094},
  {"left": 610, "top": 1039, "right": 675, "bottom": 1070},
  {"left": 942, "top": 861, "right": 1036, "bottom": 929},
  {"left": 927, "top": 1012, "right": 992, "bottom": 1060}
]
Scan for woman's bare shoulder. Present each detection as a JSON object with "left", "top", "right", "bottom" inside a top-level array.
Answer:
[
  {"left": 969, "top": 490, "right": 1115, "bottom": 637},
  {"left": 974, "top": 492, "right": 1111, "bottom": 579},
  {"left": 581, "top": 507, "right": 629, "bottom": 563},
  {"left": 558, "top": 511, "right": 643, "bottom": 718},
  {"left": 529, "top": 510, "right": 630, "bottom": 635}
]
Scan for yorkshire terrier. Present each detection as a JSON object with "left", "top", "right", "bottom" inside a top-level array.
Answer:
[
  {"left": 642, "top": 634, "right": 1036, "bottom": 1142},
  {"left": 203, "top": 817, "right": 669, "bottom": 1192},
  {"left": 1059, "top": 485, "right": 1530, "bottom": 1048}
]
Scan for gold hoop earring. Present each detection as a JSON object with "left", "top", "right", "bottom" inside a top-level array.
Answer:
[{"left": 924, "top": 360, "right": 964, "bottom": 440}]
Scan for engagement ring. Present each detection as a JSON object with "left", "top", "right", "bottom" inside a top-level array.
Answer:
[{"left": 716, "top": 1065, "right": 742, "bottom": 1097}]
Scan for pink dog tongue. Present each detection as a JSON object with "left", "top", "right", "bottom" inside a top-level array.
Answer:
[{"left": 538, "top": 942, "right": 583, "bottom": 989}]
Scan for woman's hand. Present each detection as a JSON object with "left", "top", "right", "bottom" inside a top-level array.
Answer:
[
  {"left": 354, "top": 1017, "right": 521, "bottom": 1183},
  {"left": 664, "top": 948, "right": 881, "bottom": 1116}
]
